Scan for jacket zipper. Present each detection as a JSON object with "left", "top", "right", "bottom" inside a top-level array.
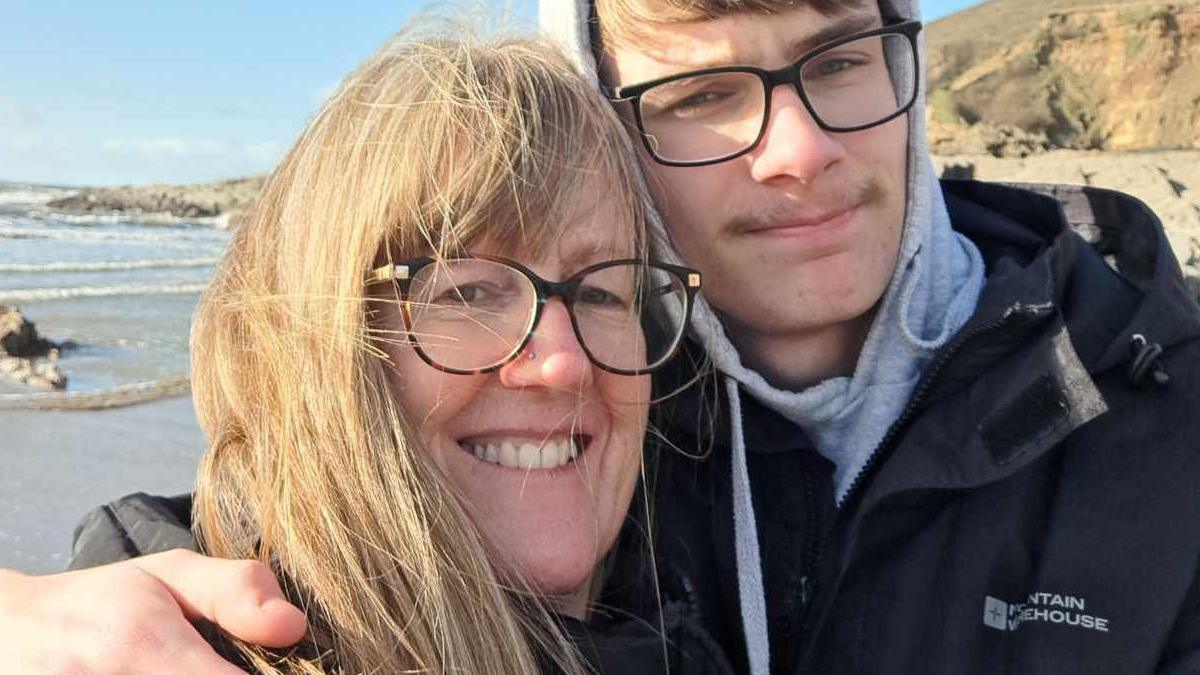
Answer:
[{"left": 795, "top": 303, "right": 1052, "bottom": 639}]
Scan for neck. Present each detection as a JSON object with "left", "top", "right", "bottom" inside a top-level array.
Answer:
[{"left": 726, "top": 310, "right": 876, "bottom": 390}]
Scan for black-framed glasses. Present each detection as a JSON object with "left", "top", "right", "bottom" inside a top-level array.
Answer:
[
  {"left": 605, "top": 20, "right": 923, "bottom": 167},
  {"left": 369, "top": 256, "right": 701, "bottom": 376}
]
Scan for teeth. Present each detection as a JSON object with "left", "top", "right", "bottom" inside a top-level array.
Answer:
[
  {"left": 500, "top": 441, "right": 518, "bottom": 468},
  {"left": 464, "top": 437, "right": 582, "bottom": 470},
  {"left": 517, "top": 443, "right": 539, "bottom": 469}
]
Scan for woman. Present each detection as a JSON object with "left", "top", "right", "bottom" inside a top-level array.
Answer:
[{"left": 176, "top": 24, "right": 712, "bottom": 674}]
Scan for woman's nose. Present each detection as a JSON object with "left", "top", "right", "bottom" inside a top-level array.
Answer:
[{"left": 497, "top": 300, "right": 594, "bottom": 390}]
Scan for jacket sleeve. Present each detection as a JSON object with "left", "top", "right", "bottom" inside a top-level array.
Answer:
[{"left": 68, "top": 492, "right": 198, "bottom": 570}]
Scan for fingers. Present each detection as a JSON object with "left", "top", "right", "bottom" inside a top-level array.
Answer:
[
  {"left": 2, "top": 563, "right": 248, "bottom": 675},
  {"left": 131, "top": 549, "right": 308, "bottom": 649}
]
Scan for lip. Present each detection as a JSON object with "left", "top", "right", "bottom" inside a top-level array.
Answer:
[{"left": 743, "top": 205, "right": 859, "bottom": 237}]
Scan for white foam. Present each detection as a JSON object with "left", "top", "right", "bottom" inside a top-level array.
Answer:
[
  {"left": 0, "top": 283, "right": 208, "bottom": 302},
  {"left": 0, "top": 187, "right": 79, "bottom": 206},
  {"left": 0, "top": 258, "right": 218, "bottom": 273},
  {"left": 0, "top": 223, "right": 228, "bottom": 244}
]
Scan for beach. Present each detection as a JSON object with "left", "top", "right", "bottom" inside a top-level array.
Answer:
[
  {"left": 0, "top": 396, "right": 204, "bottom": 573},
  {"left": 0, "top": 185, "right": 220, "bottom": 572}
]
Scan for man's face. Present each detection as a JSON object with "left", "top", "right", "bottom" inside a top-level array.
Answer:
[{"left": 602, "top": 3, "right": 908, "bottom": 365}]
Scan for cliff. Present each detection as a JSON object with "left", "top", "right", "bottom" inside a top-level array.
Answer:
[{"left": 926, "top": 1, "right": 1200, "bottom": 155}]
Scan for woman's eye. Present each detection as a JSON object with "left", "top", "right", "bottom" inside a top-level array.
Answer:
[
  {"left": 577, "top": 286, "right": 627, "bottom": 307},
  {"left": 434, "top": 284, "right": 487, "bottom": 304}
]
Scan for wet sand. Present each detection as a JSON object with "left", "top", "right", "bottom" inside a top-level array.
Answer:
[{"left": 0, "top": 396, "right": 204, "bottom": 573}]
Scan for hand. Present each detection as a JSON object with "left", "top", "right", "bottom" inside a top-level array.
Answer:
[{"left": 1, "top": 549, "right": 307, "bottom": 674}]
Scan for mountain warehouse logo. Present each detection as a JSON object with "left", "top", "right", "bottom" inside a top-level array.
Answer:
[{"left": 983, "top": 592, "right": 1110, "bottom": 633}]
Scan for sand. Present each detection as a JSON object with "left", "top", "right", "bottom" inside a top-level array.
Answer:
[{"left": 0, "top": 396, "right": 205, "bottom": 573}]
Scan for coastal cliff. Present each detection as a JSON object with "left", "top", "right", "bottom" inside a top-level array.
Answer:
[{"left": 926, "top": 0, "right": 1200, "bottom": 156}]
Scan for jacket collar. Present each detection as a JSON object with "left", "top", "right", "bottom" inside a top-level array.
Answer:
[{"left": 853, "top": 180, "right": 1199, "bottom": 510}]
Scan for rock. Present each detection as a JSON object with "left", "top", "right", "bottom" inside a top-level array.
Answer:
[
  {"left": 46, "top": 175, "right": 265, "bottom": 226},
  {"left": 0, "top": 306, "right": 69, "bottom": 391},
  {"left": 0, "top": 305, "right": 56, "bottom": 358},
  {"left": 0, "top": 351, "right": 67, "bottom": 391}
]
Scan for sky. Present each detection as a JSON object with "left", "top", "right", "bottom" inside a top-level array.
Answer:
[{"left": 1, "top": 0, "right": 983, "bottom": 187}]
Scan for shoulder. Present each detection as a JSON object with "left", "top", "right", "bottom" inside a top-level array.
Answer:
[{"left": 69, "top": 492, "right": 197, "bottom": 570}]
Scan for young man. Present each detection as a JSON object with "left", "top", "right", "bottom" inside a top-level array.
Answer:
[
  {"left": 5, "top": 1, "right": 1200, "bottom": 673},
  {"left": 545, "top": 0, "right": 1200, "bottom": 673}
]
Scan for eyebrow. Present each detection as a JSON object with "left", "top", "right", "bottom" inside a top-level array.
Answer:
[
  {"left": 676, "top": 13, "right": 884, "bottom": 72},
  {"left": 787, "top": 14, "right": 883, "bottom": 61}
]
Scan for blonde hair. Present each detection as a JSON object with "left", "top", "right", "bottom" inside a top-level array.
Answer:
[{"left": 190, "top": 25, "right": 649, "bottom": 674}]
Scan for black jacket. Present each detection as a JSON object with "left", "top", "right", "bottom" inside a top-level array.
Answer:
[
  {"left": 643, "top": 180, "right": 1200, "bottom": 674},
  {"left": 68, "top": 495, "right": 734, "bottom": 674}
]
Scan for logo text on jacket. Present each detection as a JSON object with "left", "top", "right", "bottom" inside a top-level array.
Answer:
[{"left": 983, "top": 593, "right": 1110, "bottom": 633}]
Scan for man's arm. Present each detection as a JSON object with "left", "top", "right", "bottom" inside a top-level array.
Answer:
[
  {"left": 0, "top": 550, "right": 306, "bottom": 674},
  {"left": 0, "top": 493, "right": 306, "bottom": 674}
]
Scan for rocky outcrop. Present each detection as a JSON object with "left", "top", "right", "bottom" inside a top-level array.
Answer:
[
  {"left": 0, "top": 306, "right": 68, "bottom": 390},
  {"left": 47, "top": 175, "right": 265, "bottom": 229},
  {"left": 927, "top": 1, "right": 1200, "bottom": 155}
]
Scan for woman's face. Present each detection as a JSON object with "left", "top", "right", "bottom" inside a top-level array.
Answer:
[{"left": 380, "top": 192, "right": 650, "bottom": 617}]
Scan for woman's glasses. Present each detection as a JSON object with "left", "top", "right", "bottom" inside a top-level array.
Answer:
[
  {"left": 605, "top": 21, "right": 923, "bottom": 167},
  {"left": 370, "top": 256, "right": 700, "bottom": 375}
]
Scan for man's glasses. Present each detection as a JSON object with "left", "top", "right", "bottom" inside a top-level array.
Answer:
[
  {"left": 369, "top": 256, "right": 700, "bottom": 375},
  {"left": 605, "top": 20, "right": 923, "bottom": 167}
]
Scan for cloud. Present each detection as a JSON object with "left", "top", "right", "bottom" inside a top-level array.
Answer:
[
  {"left": 101, "top": 137, "right": 283, "bottom": 164},
  {"left": 101, "top": 137, "right": 226, "bottom": 159},
  {"left": 243, "top": 141, "right": 284, "bottom": 163}
]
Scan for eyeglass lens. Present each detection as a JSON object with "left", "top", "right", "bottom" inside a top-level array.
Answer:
[
  {"left": 404, "top": 259, "right": 688, "bottom": 373},
  {"left": 636, "top": 32, "right": 915, "bottom": 164}
]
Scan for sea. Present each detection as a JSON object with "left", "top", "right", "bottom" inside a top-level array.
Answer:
[
  {"left": 0, "top": 183, "right": 231, "bottom": 399},
  {"left": 0, "top": 182, "right": 221, "bottom": 572}
]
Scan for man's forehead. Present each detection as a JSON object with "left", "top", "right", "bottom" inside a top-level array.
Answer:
[{"left": 603, "top": 3, "right": 881, "bottom": 80}]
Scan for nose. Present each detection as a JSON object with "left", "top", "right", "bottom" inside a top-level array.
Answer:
[
  {"left": 497, "top": 299, "right": 594, "bottom": 390},
  {"left": 748, "top": 85, "right": 845, "bottom": 185}
]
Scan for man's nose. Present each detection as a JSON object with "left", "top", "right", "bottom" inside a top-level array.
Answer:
[
  {"left": 748, "top": 85, "right": 846, "bottom": 185},
  {"left": 497, "top": 299, "right": 594, "bottom": 390}
]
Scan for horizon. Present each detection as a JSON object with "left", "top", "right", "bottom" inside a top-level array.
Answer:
[{"left": 1, "top": 0, "right": 983, "bottom": 187}]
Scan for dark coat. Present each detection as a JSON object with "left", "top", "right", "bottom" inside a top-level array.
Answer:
[
  {"left": 68, "top": 495, "right": 734, "bottom": 674},
  {"left": 638, "top": 180, "right": 1200, "bottom": 674}
]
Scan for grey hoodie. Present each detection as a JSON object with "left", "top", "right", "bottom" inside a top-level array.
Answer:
[{"left": 539, "top": 2, "right": 986, "bottom": 673}]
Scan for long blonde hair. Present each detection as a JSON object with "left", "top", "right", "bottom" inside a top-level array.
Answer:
[{"left": 190, "top": 25, "right": 650, "bottom": 674}]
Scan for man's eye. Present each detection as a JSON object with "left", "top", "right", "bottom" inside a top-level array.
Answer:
[{"left": 807, "top": 55, "right": 867, "bottom": 78}]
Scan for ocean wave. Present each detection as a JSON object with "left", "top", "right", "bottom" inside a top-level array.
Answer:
[
  {"left": 0, "top": 257, "right": 218, "bottom": 273},
  {"left": 0, "top": 187, "right": 79, "bottom": 206},
  {"left": 0, "top": 282, "right": 208, "bottom": 302},
  {"left": 0, "top": 223, "right": 229, "bottom": 244},
  {"left": 0, "top": 375, "right": 191, "bottom": 411}
]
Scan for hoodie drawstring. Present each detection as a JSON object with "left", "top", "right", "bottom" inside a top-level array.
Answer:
[{"left": 727, "top": 377, "right": 771, "bottom": 675}]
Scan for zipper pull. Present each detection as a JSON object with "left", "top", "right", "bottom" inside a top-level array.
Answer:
[{"left": 799, "top": 575, "right": 814, "bottom": 610}]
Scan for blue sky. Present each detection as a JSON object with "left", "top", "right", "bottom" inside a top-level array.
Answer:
[{"left": 1, "top": 0, "right": 982, "bottom": 186}]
